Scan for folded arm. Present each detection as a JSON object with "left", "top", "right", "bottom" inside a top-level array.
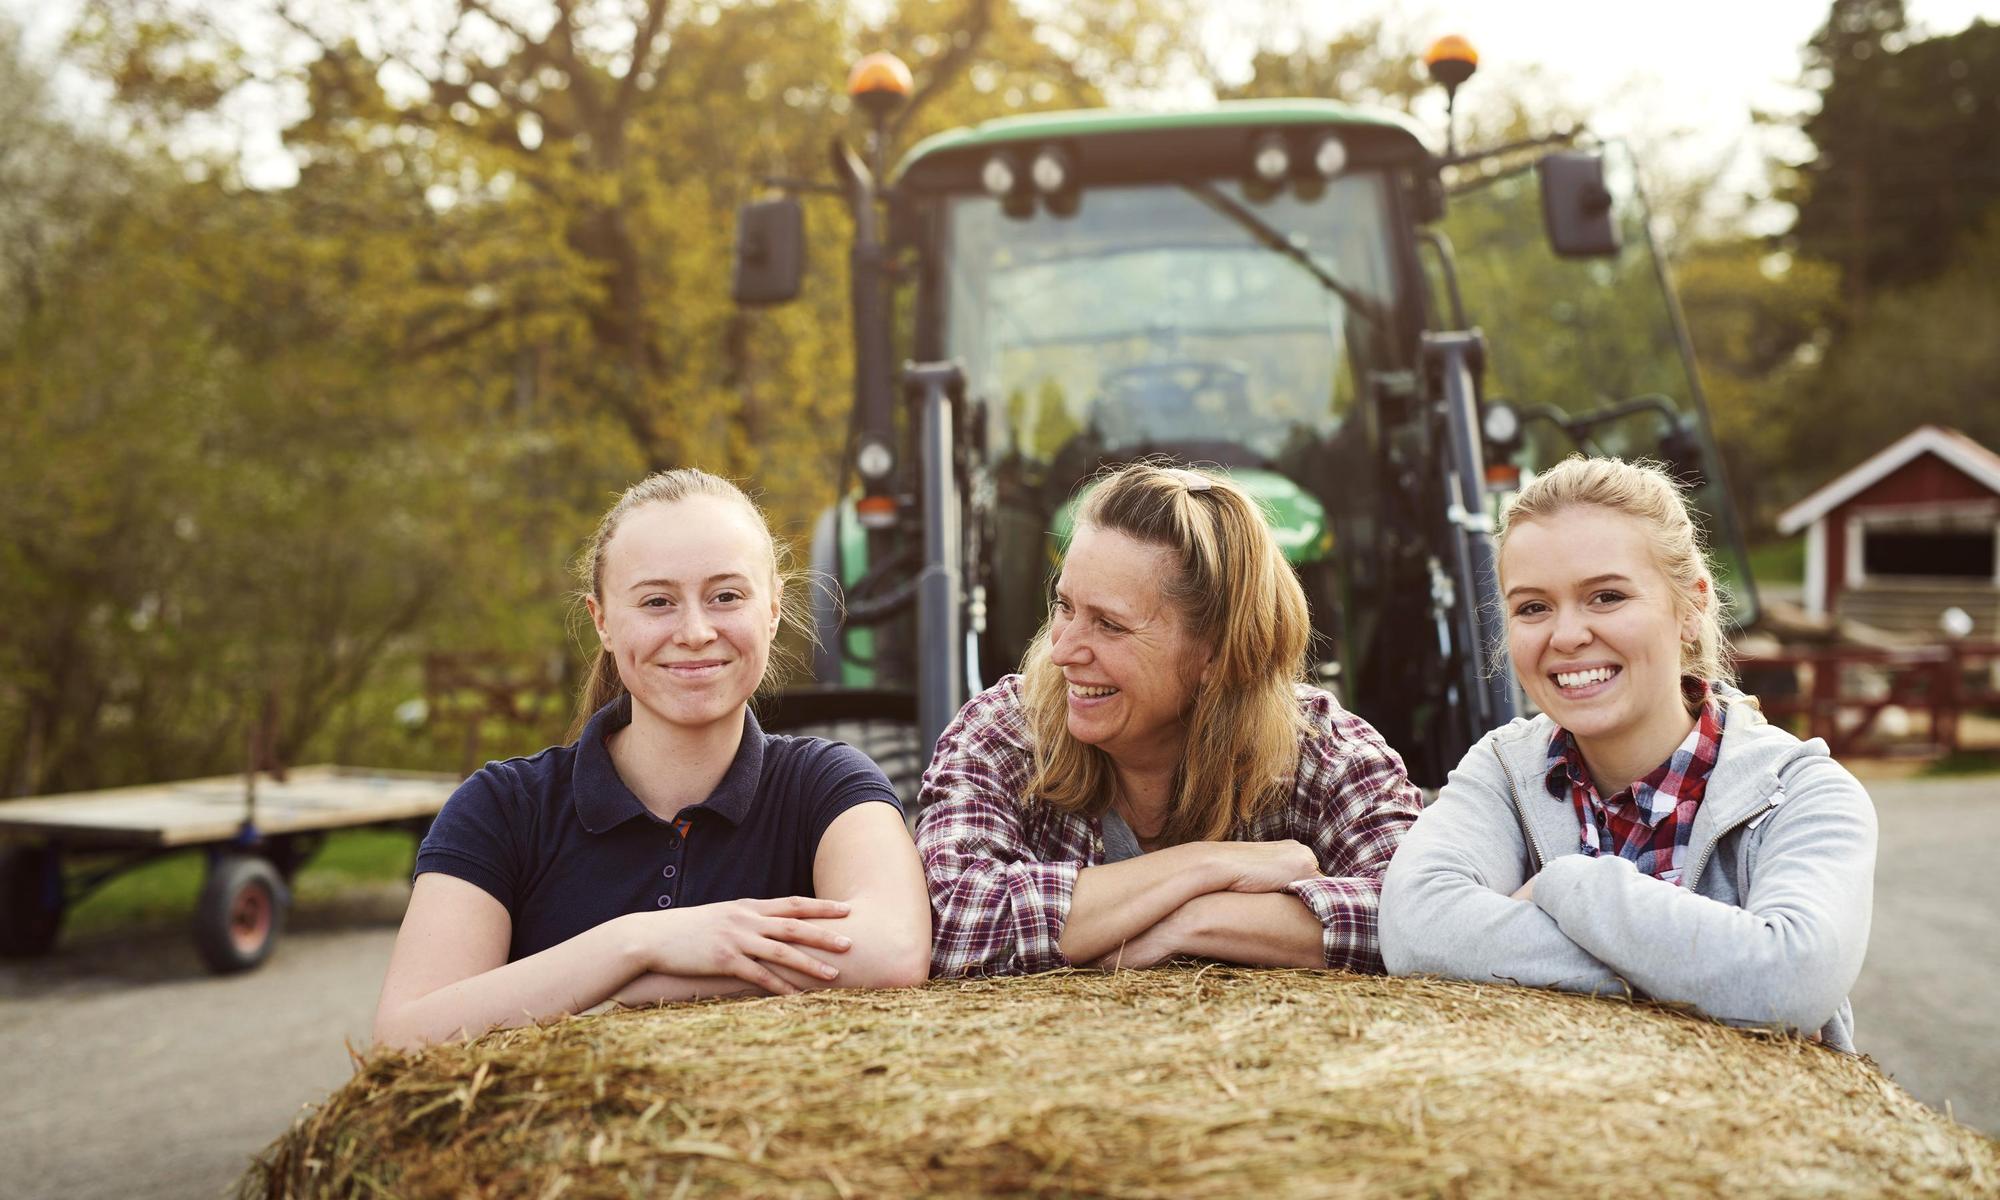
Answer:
[
  {"left": 372, "top": 876, "right": 853, "bottom": 1050},
  {"left": 1380, "top": 746, "right": 1625, "bottom": 994},
  {"left": 1531, "top": 760, "right": 1876, "bottom": 1032},
  {"left": 619, "top": 801, "right": 931, "bottom": 1000}
]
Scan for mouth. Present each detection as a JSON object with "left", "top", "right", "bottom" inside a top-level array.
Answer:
[
  {"left": 665, "top": 660, "right": 730, "bottom": 678},
  {"left": 1067, "top": 682, "right": 1120, "bottom": 702},
  {"left": 1549, "top": 665, "right": 1620, "bottom": 696}
]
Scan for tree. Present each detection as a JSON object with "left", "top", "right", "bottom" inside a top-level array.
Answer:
[{"left": 1786, "top": 2, "right": 2000, "bottom": 307}]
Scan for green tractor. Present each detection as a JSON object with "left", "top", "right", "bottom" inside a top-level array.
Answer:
[{"left": 732, "top": 41, "right": 1756, "bottom": 796}]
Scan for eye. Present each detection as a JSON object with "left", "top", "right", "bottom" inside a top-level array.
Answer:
[
  {"left": 1512, "top": 600, "right": 1549, "bottom": 618},
  {"left": 1097, "top": 618, "right": 1125, "bottom": 634},
  {"left": 641, "top": 595, "right": 672, "bottom": 609},
  {"left": 1590, "top": 590, "right": 1628, "bottom": 606},
  {"left": 711, "top": 589, "right": 745, "bottom": 605},
  {"left": 1052, "top": 596, "right": 1073, "bottom": 615}
]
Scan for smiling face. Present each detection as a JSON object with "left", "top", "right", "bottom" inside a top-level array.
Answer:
[
  {"left": 585, "top": 495, "right": 781, "bottom": 735},
  {"left": 1047, "top": 525, "right": 1212, "bottom": 769},
  {"left": 1500, "top": 504, "right": 1698, "bottom": 760}
]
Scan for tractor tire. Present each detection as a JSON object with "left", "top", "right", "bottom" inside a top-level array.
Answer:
[
  {"left": 783, "top": 719, "right": 927, "bottom": 816},
  {"left": 0, "top": 843, "right": 65, "bottom": 959},
  {"left": 193, "top": 854, "right": 291, "bottom": 975}
]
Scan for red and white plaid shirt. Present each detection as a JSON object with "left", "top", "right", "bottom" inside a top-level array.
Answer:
[
  {"left": 914, "top": 675, "right": 1424, "bottom": 978},
  {"left": 1544, "top": 679, "right": 1726, "bottom": 886}
]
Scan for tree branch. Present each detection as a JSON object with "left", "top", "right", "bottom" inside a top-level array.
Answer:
[{"left": 887, "top": 0, "right": 998, "bottom": 144}]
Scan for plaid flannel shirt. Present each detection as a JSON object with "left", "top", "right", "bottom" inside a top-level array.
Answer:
[
  {"left": 1545, "top": 680, "right": 1726, "bottom": 885},
  {"left": 915, "top": 675, "right": 1424, "bottom": 978}
]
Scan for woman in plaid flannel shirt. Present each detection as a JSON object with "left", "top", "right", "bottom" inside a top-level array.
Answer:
[
  {"left": 916, "top": 462, "right": 1424, "bottom": 978},
  {"left": 1382, "top": 457, "right": 1877, "bottom": 1050}
]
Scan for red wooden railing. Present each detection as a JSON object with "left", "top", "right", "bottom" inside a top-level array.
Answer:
[{"left": 1734, "top": 642, "right": 2000, "bottom": 756}]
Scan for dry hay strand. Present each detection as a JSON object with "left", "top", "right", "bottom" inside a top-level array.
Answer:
[{"left": 247, "top": 967, "right": 1999, "bottom": 1198}]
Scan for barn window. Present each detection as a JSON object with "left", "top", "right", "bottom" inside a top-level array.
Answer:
[{"left": 1861, "top": 527, "right": 1996, "bottom": 579}]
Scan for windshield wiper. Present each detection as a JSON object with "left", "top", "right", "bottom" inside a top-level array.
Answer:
[{"left": 1182, "top": 181, "right": 1386, "bottom": 330}]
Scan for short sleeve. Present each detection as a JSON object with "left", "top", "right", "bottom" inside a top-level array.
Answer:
[
  {"left": 414, "top": 768, "right": 526, "bottom": 911},
  {"left": 797, "top": 738, "right": 904, "bottom": 856}
]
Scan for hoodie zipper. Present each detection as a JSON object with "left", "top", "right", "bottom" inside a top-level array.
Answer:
[
  {"left": 1491, "top": 744, "right": 1549, "bottom": 873},
  {"left": 1684, "top": 798, "right": 1776, "bottom": 893}
]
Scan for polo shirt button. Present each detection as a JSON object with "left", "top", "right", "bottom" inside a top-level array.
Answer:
[
  {"left": 656, "top": 895, "right": 674, "bottom": 909},
  {"left": 661, "top": 864, "right": 677, "bottom": 879}
]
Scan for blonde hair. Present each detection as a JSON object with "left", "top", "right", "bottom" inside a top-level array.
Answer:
[
  {"left": 1496, "top": 455, "right": 1733, "bottom": 705},
  {"left": 567, "top": 469, "right": 806, "bottom": 739},
  {"left": 1021, "top": 462, "right": 1311, "bottom": 844}
]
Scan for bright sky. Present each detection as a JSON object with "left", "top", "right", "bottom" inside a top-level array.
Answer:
[
  {"left": 1208, "top": 0, "right": 2000, "bottom": 231},
  {"left": 11, "top": 0, "right": 2000, "bottom": 233}
]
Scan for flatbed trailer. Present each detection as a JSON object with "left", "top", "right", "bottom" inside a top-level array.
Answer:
[{"left": 0, "top": 765, "right": 458, "bottom": 973}]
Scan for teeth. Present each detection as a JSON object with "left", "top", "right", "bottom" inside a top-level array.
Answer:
[
  {"left": 1555, "top": 667, "right": 1615, "bottom": 689},
  {"left": 1070, "top": 684, "right": 1118, "bottom": 698}
]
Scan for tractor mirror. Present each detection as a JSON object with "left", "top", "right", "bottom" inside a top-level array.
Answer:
[
  {"left": 732, "top": 198, "right": 804, "bottom": 306},
  {"left": 1536, "top": 152, "right": 1620, "bottom": 259}
]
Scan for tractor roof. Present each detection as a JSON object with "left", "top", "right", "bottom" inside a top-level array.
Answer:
[{"left": 895, "top": 99, "right": 1434, "bottom": 182}]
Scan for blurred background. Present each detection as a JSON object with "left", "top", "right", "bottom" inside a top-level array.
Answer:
[
  {"left": 1, "top": 2, "right": 1998, "bottom": 1191},
  {"left": 5, "top": 0, "right": 1997, "bottom": 802}
]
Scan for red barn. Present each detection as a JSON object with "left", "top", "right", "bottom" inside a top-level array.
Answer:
[{"left": 1777, "top": 426, "right": 2000, "bottom": 636}]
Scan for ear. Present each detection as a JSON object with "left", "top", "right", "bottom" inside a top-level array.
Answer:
[
  {"left": 585, "top": 594, "right": 609, "bottom": 646},
  {"left": 768, "top": 576, "right": 784, "bottom": 635}
]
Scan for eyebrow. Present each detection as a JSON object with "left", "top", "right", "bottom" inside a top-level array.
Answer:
[
  {"left": 626, "top": 573, "right": 753, "bottom": 591},
  {"left": 1053, "top": 585, "right": 1139, "bottom": 625},
  {"left": 1504, "top": 573, "right": 1635, "bottom": 600}
]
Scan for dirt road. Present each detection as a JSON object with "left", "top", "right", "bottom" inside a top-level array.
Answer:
[{"left": 2, "top": 775, "right": 1995, "bottom": 1200}]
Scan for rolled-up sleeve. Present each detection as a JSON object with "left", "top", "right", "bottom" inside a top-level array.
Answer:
[
  {"left": 1282, "top": 690, "right": 1425, "bottom": 972},
  {"left": 915, "top": 678, "right": 1089, "bottom": 978}
]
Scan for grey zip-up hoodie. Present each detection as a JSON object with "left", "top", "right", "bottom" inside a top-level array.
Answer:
[{"left": 1380, "top": 693, "right": 1877, "bottom": 1051}]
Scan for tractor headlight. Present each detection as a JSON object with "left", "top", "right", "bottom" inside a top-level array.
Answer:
[
  {"left": 856, "top": 439, "right": 894, "bottom": 481},
  {"left": 1313, "top": 135, "right": 1348, "bottom": 179},
  {"left": 1481, "top": 401, "right": 1522, "bottom": 447},
  {"left": 980, "top": 153, "right": 1018, "bottom": 197},
  {"left": 1251, "top": 133, "right": 1290, "bottom": 184},
  {"left": 1030, "top": 146, "right": 1070, "bottom": 194}
]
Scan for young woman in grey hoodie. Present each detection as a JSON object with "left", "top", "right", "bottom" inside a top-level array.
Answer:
[{"left": 1380, "top": 457, "right": 1876, "bottom": 1050}]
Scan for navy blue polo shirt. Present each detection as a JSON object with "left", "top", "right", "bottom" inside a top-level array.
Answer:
[{"left": 415, "top": 695, "right": 902, "bottom": 962}]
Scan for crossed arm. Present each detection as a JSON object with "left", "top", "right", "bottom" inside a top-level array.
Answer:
[
  {"left": 372, "top": 802, "right": 929, "bottom": 1050},
  {"left": 1381, "top": 745, "right": 1876, "bottom": 1036},
  {"left": 920, "top": 711, "right": 1421, "bottom": 976}
]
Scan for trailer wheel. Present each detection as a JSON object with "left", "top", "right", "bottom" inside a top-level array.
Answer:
[
  {"left": 782, "top": 719, "right": 926, "bottom": 814},
  {"left": 0, "top": 844, "right": 65, "bottom": 959},
  {"left": 194, "top": 855, "right": 290, "bottom": 974}
]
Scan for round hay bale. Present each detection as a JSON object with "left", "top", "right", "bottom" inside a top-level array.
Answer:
[{"left": 247, "top": 968, "right": 1999, "bottom": 1198}]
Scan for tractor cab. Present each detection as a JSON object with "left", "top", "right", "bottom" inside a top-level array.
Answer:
[{"left": 732, "top": 50, "right": 1754, "bottom": 790}]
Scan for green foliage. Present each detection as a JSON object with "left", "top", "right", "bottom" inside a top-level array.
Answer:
[
  {"left": 1, "top": 0, "right": 1202, "bottom": 794},
  {"left": 1785, "top": 2, "right": 2000, "bottom": 303}
]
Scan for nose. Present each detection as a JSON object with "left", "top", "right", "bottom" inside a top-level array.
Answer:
[
  {"left": 675, "top": 605, "right": 716, "bottom": 648},
  {"left": 1549, "top": 604, "right": 1592, "bottom": 654},
  {"left": 1049, "top": 618, "right": 1089, "bottom": 668}
]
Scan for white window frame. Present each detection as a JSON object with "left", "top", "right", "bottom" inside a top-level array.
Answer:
[{"left": 1842, "top": 499, "right": 2000, "bottom": 588}]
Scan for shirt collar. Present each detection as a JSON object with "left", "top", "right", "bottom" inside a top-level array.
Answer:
[
  {"left": 572, "top": 694, "right": 766, "bottom": 833},
  {"left": 1543, "top": 677, "right": 1724, "bottom": 823}
]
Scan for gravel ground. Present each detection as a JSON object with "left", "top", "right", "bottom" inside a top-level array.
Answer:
[{"left": 0, "top": 773, "right": 1994, "bottom": 1200}]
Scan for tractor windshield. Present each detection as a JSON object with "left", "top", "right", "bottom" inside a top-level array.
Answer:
[{"left": 941, "top": 174, "right": 1407, "bottom": 480}]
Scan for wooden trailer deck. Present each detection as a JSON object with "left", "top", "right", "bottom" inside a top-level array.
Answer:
[
  {"left": 0, "top": 766, "right": 462, "bottom": 972},
  {"left": 0, "top": 765, "right": 459, "bottom": 848}
]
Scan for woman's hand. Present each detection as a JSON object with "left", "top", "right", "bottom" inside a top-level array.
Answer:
[
  {"left": 1202, "top": 840, "right": 1323, "bottom": 893},
  {"left": 1511, "top": 875, "right": 1538, "bottom": 903},
  {"left": 1091, "top": 909, "right": 1185, "bottom": 972},
  {"left": 630, "top": 897, "right": 854, "bottom": 995}
]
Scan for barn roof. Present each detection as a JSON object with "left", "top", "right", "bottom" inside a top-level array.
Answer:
[{"left": 1777, "top": 425, "right": 2000, "bottom": 535}]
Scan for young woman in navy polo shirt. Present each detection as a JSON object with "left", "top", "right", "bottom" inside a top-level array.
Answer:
[{"left": 374, "top": 470, "right": 930, "bottom": 1049}]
